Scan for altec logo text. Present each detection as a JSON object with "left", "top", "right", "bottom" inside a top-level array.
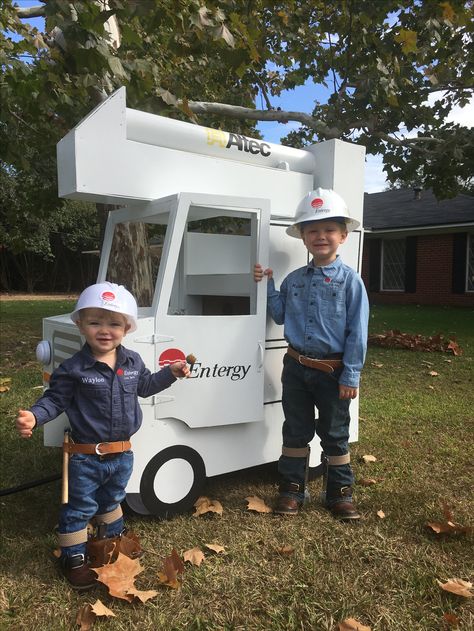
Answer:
[
  {"left": 158, "top": 348, "right": 250, "bottom": 381},
  {"left": 206, "top": 129, "right": 271, "bottom": 158}
]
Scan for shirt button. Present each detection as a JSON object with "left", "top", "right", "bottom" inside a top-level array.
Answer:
[
  {"left": 307, "top": 335, "right": 312, "bottom": 340},
  {"left": 310, "top": 301, "right": 314, "bottom": 305}
]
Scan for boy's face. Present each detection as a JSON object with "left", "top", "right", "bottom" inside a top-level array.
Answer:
[
  {"left": 301, "top": 220, "right": 348, "bottom": 266},
  {"left": 76, "top": 307, "right": 130, "bottom": 357}
]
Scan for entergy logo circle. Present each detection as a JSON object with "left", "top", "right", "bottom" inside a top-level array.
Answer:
[
  {"left": 159, "top": 348, "right": 186, "bottom": 368},
  {"left": 311, "top": 197, "right": 324, "bottom": 209},
  {"left": 101, "top": 291, "right": 116, "bottom": 301}
]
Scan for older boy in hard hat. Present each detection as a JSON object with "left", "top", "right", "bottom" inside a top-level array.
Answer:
[
  {"left": 254, "top": 188, "right": 369, "bottom": 520},
  {"left": 16, "top": 282, "right": 189, "bottom": 589}
]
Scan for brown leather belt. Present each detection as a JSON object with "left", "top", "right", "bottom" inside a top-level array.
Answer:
[
  {"left": 287, "top": 346, "right": 343, "bottom": 374},
  {"left": 64, "top": 440, "right": 131, "bottom": 456}
]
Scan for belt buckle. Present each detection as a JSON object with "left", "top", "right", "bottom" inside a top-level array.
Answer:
[
  {"left": 95, "top": 442, "right": 110, "bottom": 456},
  {"left": 297, "top": 354, "right": 305, "bottom": 365}
]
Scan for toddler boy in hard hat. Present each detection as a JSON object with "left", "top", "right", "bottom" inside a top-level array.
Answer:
[
  {"left": 254, "top": 188, "right": 369, "bottom": 520},
  {"left": 16, "top": 282, "right": 189, "bottom": 589}
]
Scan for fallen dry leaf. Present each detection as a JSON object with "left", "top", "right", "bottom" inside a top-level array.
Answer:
[
  {"left": 371, "top": 362, "right": 383, "bottom": 368},
  {"left": 428, "top": 385, "right": 435, "bottom": 390},
  {"left": 368, "top": 330, "right": 463, "bottom": 355},
  {"left": 0, "top": 589, "right": 8, "bottom": 613},
  {"left": 76, "top": 604, "right": 95, "bottom": 631},
  {"left": 429, "top": 370, "right": 439, "bottom": 377},
  {"left": 437, "top": 578, "right": 473, "bottom": 598},
  {"left": 193, "top": 496, "right": 223, "bottom": 517},
  {"left": 93, "top": 552, "right": 155, "bottom": 602},
  {"left": 442, "top": 612, "right": 460, "bottom": 627},
  {"left": 205, "top": 543, "right": 225, "bottom": 554},
  {"left": 0, "top": 385, "right": 10, "bottom": 393},
  {"left": 245, "top": 495, "right": 273, "bottom": 513},
  {"left": 274, "top": 544, "right": 295, "bottom": 555},
  {"left": 90, "top": 600, "right": 116, "bottom": 618},
  {"left": 158, "top": 548, "right": 185, "bottom": 589},
  {"left": 377, "top": 510, "right": 386, "bottom": 519},
  {"left": 183, "top": 547, "right": 205, "bottom": 566},
  {"left": 357, "top": 478, "right": 378, "bottom": 486},
  {"left": 362, "top": 454, "right": 377, "bottom": 463},
  {"left": 338, "top": 617, "right": 371, "bottom": 631},
  {"left": 426, "top": 503, "right": 472, "bottom": 536}
]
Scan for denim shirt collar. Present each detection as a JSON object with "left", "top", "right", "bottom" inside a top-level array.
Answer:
[
  {"left": 305, "top": 255, "right": 342, "bottom": 275},
  {"left": 79, "top": 343, "right": 127, "bottom": 369}
]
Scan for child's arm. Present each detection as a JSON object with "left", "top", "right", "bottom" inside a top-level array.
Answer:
[{"left": 16, "top": 409, "right": 36, "bottom": 439}]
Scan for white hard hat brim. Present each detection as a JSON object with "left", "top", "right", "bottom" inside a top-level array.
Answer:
[{"left": 286, "top": 217, "right": 360, "bottom": 238}]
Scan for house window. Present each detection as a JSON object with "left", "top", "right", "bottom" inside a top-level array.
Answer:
[
  {"left": 467, "top": 234, "right": 474, "bottom": 292},
  {"left": 382, "top": 239, "right": 406, "bottom": 291}
]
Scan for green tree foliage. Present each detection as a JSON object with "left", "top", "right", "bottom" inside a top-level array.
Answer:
[{"left": 1, "top": 1, "right": 473, "bottom": 283}]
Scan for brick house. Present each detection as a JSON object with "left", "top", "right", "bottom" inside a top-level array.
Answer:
[{"left": 361, "top": 188, "right": 474, "bottom": 306}]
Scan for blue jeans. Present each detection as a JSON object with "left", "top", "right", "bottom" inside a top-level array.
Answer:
[
  {"left": 279, "top": 355, "right": 353, "bottom": 504},
  {"left": 58, "top": 450, "right": 133, "bottom": 558}
]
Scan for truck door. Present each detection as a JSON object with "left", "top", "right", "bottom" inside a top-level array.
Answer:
[{"left": 153, "top": 193, "right": 270, "bottom": 428}]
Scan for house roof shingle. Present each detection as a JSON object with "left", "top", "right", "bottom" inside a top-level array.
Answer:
[{"left": 363, "top": 188, "right": 474, "bottom": 231}]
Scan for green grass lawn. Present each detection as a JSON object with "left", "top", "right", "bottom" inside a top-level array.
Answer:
[{"left": 0, "top": 301, "right": 473, "bottom": 630}]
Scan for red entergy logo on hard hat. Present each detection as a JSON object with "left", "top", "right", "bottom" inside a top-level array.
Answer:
[
  {"left": 311, "top": 197, "right": 324, "bottom": 209},
  {"left": 159, "top": 348, "right": 186, "bottom": 368},
  {"left": 101, "top": 291, "right": 116, "bottom": 302}
]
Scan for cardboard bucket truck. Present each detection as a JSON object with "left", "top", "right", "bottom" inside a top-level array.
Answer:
[{"left": 36, "top": 87, "right": 365, "bottom": 518}]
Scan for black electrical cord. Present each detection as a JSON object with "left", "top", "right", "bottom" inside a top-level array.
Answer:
[{"left": 0, "top": 473, "right": 61, "bottom": 497}]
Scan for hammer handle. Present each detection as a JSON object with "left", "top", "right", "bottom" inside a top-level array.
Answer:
[{"left": 61, "top": 432, "right": 69, "bottom": 504}]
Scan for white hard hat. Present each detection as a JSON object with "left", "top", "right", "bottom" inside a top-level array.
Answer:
[
  {"left": 71, "top": 282, "right": 138, "bottom": 332},
  {"left": 286, "top": 188, "right": 360, "bottom": 238}
]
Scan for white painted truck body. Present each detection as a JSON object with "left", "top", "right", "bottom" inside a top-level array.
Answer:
[{"left": 41, "top": 88, "right": 365, "bottom": 517}]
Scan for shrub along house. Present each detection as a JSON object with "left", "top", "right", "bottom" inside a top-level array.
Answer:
[{"left": 361, "top": 188, "right": 474, "bottom": 307}]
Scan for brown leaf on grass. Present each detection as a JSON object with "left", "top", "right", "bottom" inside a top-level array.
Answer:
[
  {"left": 371, "top": 362, "right": 383, "bottom": 368},
  {"left": 0, "top": 385, "right": 10, "bottom": 393},
  {"left": 205, "top": 543, "right": 225, "bottom": 554},
  {"left": 447, "top": 340, "right": 462, "bottom": 356},
  {"left": 377, "top": 510, "right": 386, "bottom": 519},
  {"left": 245, "top": 495, "right": 273, "bottom": 513},
  {"left": 443, "top": 612, "right": 460, "bottom": 627},
  {"left": 357, "top": 478, "right": 378, "bottom": 486},
  {"left": 158, "top": 548, "right": 185, "bottom": 589},
  {"left": 362, "top": 454, "right": 377, "bottom": 463},
  {"left": 429, "top": 370, "right": 439, "bottom": 377},
  {"left": 437, "top": 578, "right": 473, "bottom": 598},
  {"left": 426, "top": 503, "right": 472, "bottom": 536},
  {"left": 93, "top": 552, "right": 152, "bottom": 602},
  {"left": 274, "top": 544, "right": 295, "bottom": 555},
  {"left": 52, "top": 547, "right": 61, "bottom": 559},
  {"left": 0, "top": 589, "right": 8, "bottom": 612},
  {"left": 368, "top": 330, "right": 463, "bottom": 355},
  {"left": 193, "top": 496, "right": 223, "bottom": 517},
  {"left": 90, "top": 600, "right": 116, "bottom": 617},
  {"left": 183, "top": 547, "right": 205, "bottom": 566},
  {"left": 76, "top": 604, "right": 95, "bottom": 630},
  {"left": 338, "top": 618, "right": 371, "bottom": 630}
]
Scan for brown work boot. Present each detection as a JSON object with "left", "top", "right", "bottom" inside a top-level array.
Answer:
[
  {"left": 327, "top": 486, "right": 361, "bottom": 521},
  {"left": 274, "top": 495, "right": 303, "bottom": 515},
  {"left": 61, "top": 554, "right": 96, "bottom": 590},
  {"left": 87, "top": 530, "right": 143, "bottom": 568}
]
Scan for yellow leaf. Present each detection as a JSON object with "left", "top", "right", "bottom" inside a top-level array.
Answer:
[
  {"left": 377, "top": 510, "right": 386, "bottom": 519},
  {"left": 0, "top": 386, "right": 10, "bottom": 393},
  {"left": 394, "top": 28, "right": 418, "bottom": 54},
  {"left": 338, "top": 618, "right": 371, "bottom": 631},
  {"left": 183, "top": 547, "right": 205, "bottom": 566},
  {"left": 437, "top": 578, "right": 473, "bottom": 598},
  {"left": 91, "top": 600, "right": 116, "bottom": 617},
  {"left": 362, "top": 454, "right": 377, "bottom": 463},
  {"left": 245, "top": 495, "right": 273, "bottom": 513},
  {"left": 193, "top": 496, "right": 223, "bottom": 517},
  {"left": 440, "top": 1, "right": 455, "bottom": 23},
  {"left": 205, "top": 543, "right": 225, "bottom": 554}
]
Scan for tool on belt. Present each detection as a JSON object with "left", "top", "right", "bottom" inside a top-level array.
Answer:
[
  {"left": 286, "top": 346, "right": 343, "bottom": 373},
  {"left": 62, "top": 430, "right": 70, "bottom": 504}
]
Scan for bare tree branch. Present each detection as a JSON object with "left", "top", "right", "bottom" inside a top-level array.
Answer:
[{"left": 16, "top": 5, "right": 45, "bottom": 18}]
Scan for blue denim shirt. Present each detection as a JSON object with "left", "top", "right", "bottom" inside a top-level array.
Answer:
[
  {"left": 30, "top": 343, "right": 176, "bottom": 444},
  {"left": 267, "top": 256, "right": 369, "bottom": 387}
]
